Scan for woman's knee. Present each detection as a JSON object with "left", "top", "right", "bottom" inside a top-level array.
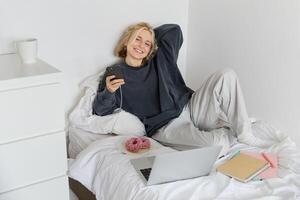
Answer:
[
  {"left": 214, "top": 68, "right": 238, "bottom": 82},
  {"left": 210, "top": 68, "right": 238, "bottom": 90}
]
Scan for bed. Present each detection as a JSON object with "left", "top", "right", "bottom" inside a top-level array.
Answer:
[{"left": 67, "top": 73, "right": 300, "bottom": 199}]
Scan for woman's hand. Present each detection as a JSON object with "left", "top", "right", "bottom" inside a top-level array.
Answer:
[{"left": 106, "top": 75, "right": 125, "bottom": 93}]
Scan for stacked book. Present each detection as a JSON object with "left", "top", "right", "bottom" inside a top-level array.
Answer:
[{"left": 217, "top": 151, "right": 278, "bottom": 183}]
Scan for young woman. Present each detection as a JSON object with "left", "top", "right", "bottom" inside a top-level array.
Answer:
[{"left": 92, "top": 22, "right": 268, "bottom": 147}]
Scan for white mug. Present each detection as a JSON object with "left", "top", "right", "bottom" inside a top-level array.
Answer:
[{"left": 16, "top": 38, "right": 38, "bottom": 63}]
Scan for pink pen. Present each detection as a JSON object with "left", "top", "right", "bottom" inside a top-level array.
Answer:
[{"left": 262, "top": 152, "right": 273, "bottom": 168}]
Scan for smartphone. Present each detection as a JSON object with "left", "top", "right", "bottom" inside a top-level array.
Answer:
[{"left": 106, "top": 65, "right": 124, "bottom": 80}]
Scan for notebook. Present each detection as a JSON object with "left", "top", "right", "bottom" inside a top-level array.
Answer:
[
  {"left": 217, "top": 152, "right": 270, "bottom": 182},
  {"left": 241, "top": 151, "right": 278, "bottom": 179}
]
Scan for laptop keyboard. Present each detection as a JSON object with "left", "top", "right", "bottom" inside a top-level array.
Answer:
[{"left": 140, "top": 168, "right": 152, "bottom": 181}]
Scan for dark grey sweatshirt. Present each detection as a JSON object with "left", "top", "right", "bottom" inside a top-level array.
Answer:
[{"left": 92, "top": 24, "right": 194, "bottom": 137}]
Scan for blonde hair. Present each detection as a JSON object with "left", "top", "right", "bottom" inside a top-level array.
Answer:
[{"left": 114, "top": 22, "right": 157, "bottom": 65}]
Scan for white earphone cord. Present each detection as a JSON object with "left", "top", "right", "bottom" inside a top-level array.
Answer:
[
  {"left": 111, "top": 85, "right": 123, "bottom": 134},
  {"left": 119, "top": 85, "right": 123, "bottom": 110}
]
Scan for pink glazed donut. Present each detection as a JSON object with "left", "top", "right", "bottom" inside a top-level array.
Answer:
[
  {"left": 125, "top": 137, "right": 151, "bottom": 153},
  {"left": 140, "top": 137, "right": 150, "bottom": 149},
  {"left": 125, "top": 137, "right": 143, "bottom": 153}
]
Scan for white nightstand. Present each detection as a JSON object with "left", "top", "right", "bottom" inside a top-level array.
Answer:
[{"left": 0, "top": 54, "right": 70, "bottom": 200}]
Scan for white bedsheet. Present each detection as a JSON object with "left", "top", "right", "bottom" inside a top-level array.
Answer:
[{"left": 69, "top": 122, "right": 300, "bottom": 200}]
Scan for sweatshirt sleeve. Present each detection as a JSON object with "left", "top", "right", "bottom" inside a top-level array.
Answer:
[
  {"left": 92, "top": 74, "right": 118, "bottom": 116},
  {"left": 154, "top": 24, "right": 183, "bottom": 62}
]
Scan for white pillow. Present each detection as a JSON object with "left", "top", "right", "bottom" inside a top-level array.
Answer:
[{"left": 68, "top": 126, "right": 115, "bottom": 158}]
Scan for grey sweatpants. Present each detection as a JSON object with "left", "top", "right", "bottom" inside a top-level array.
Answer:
[
  {"left": 188, "top": 68, "right": 249, "bottom": 137},
  {"left": 153, "top": 69, "right": 269, "bottom": 150}
]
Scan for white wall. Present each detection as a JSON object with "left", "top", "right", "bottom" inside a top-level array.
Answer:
[
  {"left": 187, "top": 0, "right": 300, "bottom": 144},
  {"left": 0, "top": 0, "right": 189, "bottom": 117}
]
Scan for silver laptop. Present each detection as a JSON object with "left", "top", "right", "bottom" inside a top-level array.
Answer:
[{"left": 130, "top": 146, "right": 222, "bottom": 185}]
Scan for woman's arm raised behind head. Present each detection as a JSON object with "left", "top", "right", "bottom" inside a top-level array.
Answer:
[{"left": 154, "top": 24, "right": 183, "bottom": 63}]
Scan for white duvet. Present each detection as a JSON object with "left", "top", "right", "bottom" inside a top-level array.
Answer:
[
  {"left": 69, "top": 121, "right": 300, "bottom": 200},
  {"left": 68, "top": 73, "right": 300, "bottom": 199}
]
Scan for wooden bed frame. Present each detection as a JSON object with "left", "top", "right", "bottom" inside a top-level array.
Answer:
[{"left": 69, "top": 177, "right": 96, "bottom": 200}]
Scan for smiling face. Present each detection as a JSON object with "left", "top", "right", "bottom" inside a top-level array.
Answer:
[{"left": 125, "top": 28, "right": 153, "bottom": 66}]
